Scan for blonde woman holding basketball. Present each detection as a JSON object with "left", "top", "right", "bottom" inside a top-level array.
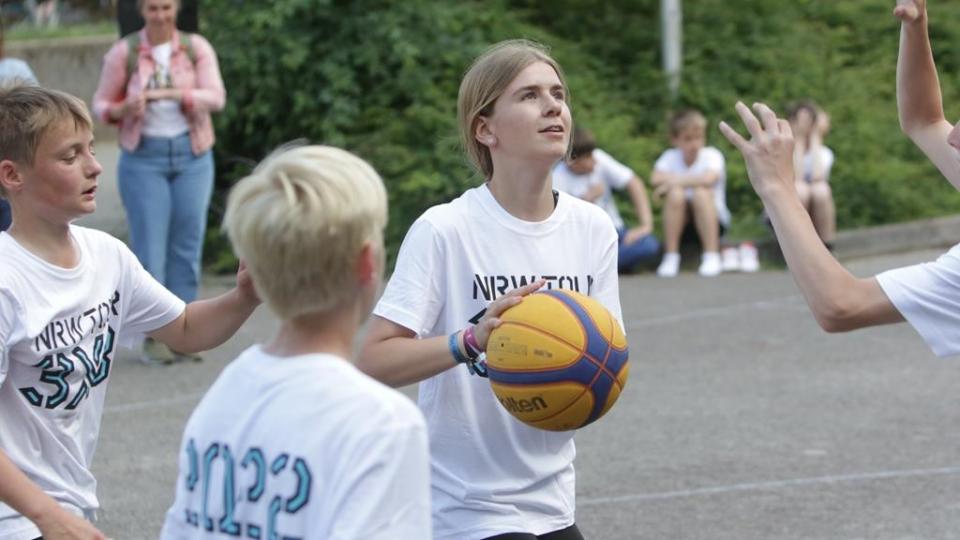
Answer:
[{"left": 357, "top": 40, "right": 623, "bottom": 540}]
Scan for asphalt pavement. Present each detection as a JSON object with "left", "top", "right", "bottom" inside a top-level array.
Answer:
[{"left": 81, "top": 139, "right": 960, "bottom": 539}]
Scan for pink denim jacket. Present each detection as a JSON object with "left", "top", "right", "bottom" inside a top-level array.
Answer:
[{"left": 93, "top": 29, "right": 226, "bottom": 155}]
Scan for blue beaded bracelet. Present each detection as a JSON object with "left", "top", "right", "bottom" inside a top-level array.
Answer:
[
  {"left": 448, "top": 331, "right": 488, "bottom": 377},
  {"left": 448, "top": 331, "right": 471, "bottom": 365}
]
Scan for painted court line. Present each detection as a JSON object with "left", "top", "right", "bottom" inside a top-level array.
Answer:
[
  {"left": 104, "top": 392, "right": 206, "bottom": 415},
  {"left": 625, "top": 294, "right": 807, "bottom": 329},
  {"left": 579, "top": 466, "right": 960, "bottom": 506}
]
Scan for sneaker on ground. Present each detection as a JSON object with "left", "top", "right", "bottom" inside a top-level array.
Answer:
[
  {"left": 141, "top": 338, "right": 176, "bottom": 365},
  {"left": 739, "top": 241, "right": 760, "bottom": 273},
  {"left": 721, "top": 246, "right": 740, "bottom": 272},
  {"left": 698, "top": 251, "right": 722, "bottom": 277},
  {"left": 656, "top": 252, "right": 681, "bottom": 277}
]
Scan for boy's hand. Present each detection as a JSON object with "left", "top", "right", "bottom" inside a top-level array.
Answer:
[
  {"left": 235, "top": 260, "right": 260, "bottom": 305},
  {"left": 893, "top": 0, "right": 923, "bottom": 23},
  {"left": 36, "top": 508, "right": 109, "bottom": 540},
  {"left": 718, "top": 102, "right": 797, "bottom": 199},
  {"left": 652, "top": 181, "right": 675, "bottom": 201},
  {"left": 473, "top": 280, "right": 545, "bottom": 350},
  {"left": 623, "top": 225, "right": 652, "bottom": 245}
]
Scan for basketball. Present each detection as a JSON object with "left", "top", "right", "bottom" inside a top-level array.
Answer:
[{"left": 485, "top": 289, "right": 629, "bottom": 431}]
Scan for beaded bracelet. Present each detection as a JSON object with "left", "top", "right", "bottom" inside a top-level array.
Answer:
[
  {"left": 462, "top": 325, "right": 483, "bottom": 360},
  {"left": 448, "top": 330, "right": 488, "bottom": 377}
]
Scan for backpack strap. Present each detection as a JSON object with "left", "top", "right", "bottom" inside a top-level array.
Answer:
[
  {"left": 123, "top": 32, "right": 141, "bottom": 91},
  {"left": 179, "top": 32, "right": 197, "bottom": 65}
]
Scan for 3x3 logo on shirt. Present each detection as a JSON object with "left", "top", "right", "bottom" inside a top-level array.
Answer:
[{"left": 20, "top": 291, "right": 120, "bottom": 410}]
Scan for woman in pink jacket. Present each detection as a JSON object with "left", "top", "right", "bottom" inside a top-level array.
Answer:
[{"left": 93, "top": 0, "right": 225, "bottom": 363}]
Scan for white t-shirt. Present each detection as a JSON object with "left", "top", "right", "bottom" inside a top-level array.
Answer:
[
  {"left": 142, "top": 42, "right": 190, "bottom": 138},
  {"left": 552, "top": 149, "right": 634, "bottom": 230},
  {"left": 0, "top": 226, "right": 184, "bottom": 540},
  {"left": 160, "top": 346, "right": 431, "bottom": 540},
  {"left": 374, "top": 184, "right": 623, "bottom": 540},
  {"left": 653, "top": 146, "right": 731, "bottom": 226},
  {"left": 800, "top": 145, "right": 835, "bottom": 183},
  {"left": 876, "top": 243, "right": 960, "bottom": 357}
]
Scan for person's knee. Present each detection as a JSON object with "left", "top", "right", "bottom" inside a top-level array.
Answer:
[
  {"left": 809, "top": 182, "right": 833, "bottom": 203},
  {"left": 689, "top": 189, "right": 716, "bottom": 217}
]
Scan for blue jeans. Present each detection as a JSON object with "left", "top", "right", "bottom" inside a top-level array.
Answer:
[
  {"left": 618, "top": 227, "right": 661, "bottom": 272},
  {"left": 118, "top": 133, "right": 214, "bottom": 302},
  {"left": 0, "top": 199, "right": 10, "bottom": 231}
]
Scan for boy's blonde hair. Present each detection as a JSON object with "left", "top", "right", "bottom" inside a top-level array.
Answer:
[
  {"left": 0, "top": 85, "right": 93, "bottom": 196},
  {"left": 669, "top": 109, "right": 707, "bottom": 137},
  {"left": 222, "top": 145, "right": 388, "bottom": 320},
  {"left": 458, "top": 39, "right": 571, "bottom": 178}
]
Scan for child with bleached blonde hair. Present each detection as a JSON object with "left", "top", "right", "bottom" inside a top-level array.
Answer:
[{"left": 161, "top": 145, "right": 431, "bottom": 540}]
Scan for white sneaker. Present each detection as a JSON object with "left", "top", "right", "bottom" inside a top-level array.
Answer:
[
  {"left": 656, "top": 252, "right": 681, "bottom": 277},
  {"left": 739, "top": 242, "right": 760, "bottom": 273},
  {"left": 721, "top": 247, "right": 740, "bottom": 272},
  {"left": 698, "top": 251, "right": 722, "bottom": 277}
]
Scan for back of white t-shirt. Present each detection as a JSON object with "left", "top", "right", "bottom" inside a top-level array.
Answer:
[
  {"left": 552, "top": 149, "right": 634, "bottom": 230},
  {"left": 0, "top": 226, "right": 184, "bottom": 538},
  {"left": 653, "top": 146, "right": 731, "bottom": 226},
  {"left": 876, "top": 243, "right": 960, "bottom": 357},
  {"left": 160, "top": 346, "right": 431, "bottom": 540},
  {"left": 374, "top": 185, "right": 622, "bottom": 540}
]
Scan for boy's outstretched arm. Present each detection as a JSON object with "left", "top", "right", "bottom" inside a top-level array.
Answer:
[
  {"left": 0, "top": 450, "right": 108, "bottom": 539},
  {"left": 149, "top": 262, "right": 260, "bottom": 354},
  {"left": 719, "top": 102, "right": 904, "bottom": 332},
  {"left": 894, "top": 0, "right": 960, "bottom": 189},
  {"left": 623, "top": 176, "right": 655, "bottom": 241}
]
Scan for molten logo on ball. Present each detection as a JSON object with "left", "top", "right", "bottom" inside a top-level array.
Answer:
[{"left": 486, "top": 289, "right": 629, "bottom": 431}]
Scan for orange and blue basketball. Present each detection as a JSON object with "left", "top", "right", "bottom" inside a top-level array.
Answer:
[{"left": 485, "top": 289, "right": 629, "bottom": 431}]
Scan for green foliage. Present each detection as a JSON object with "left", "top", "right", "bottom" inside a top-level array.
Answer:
[{"left": 202, "top": 0, "right": 960, "bottom": 271}]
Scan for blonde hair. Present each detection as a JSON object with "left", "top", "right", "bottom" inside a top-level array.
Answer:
[
  {"left": 222, "top": 145, "right": 388, "bottom": 320},
  {"left": 457, "top": 39, "right": 570, "bottom": 178},
  {"left": 669, "top": 109, "right": 707, "bottom": 137},
  {"left": 0, "top": 85, "right": 93, "bottom": 196}
]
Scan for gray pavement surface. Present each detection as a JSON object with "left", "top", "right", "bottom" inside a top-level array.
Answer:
[
  {"left": 75, "top": 141, "right": 960, "bottom": 538},
  {"left": 94, "top": 249, "right": 960, "bottom": 540}
]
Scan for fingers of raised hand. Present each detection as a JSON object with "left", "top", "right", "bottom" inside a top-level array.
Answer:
[
  {"left": 753, "top": 102, "right": 781, "bottom": 134},
  {"left": 718, "top": 120, "right": 749, "bottom": 152},
  {"left": 734, "top": 101, "right": 765, "bottom": 140}
]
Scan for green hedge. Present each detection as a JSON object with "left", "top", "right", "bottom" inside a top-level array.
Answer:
[{"left": 202, "top": 0, "right": 960, "bottom": 270}]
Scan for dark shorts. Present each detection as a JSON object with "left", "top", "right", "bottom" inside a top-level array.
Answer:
[{"left": 484, "top": 523, "right": 585, "bottom": 540}]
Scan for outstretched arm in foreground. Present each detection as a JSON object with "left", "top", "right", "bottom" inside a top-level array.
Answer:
[{"left": 719, "top": 102, "right": 903, "bottom": 332}]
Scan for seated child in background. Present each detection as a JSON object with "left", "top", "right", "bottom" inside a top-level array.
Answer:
[
  {"left": 652, "top": 109, "right": 732, "bottom": 277},
  {"left": 0, "top": 85, "right": 259, "bottom": 539},
  {"left": 552, "top": 126, "right": 661, "bottom": 273},
  {"left": 789, "top": 100, "right": 836, "bottom": 250},
  {"left": 160, "top": 145, "right": 431, "bottom": 539}
]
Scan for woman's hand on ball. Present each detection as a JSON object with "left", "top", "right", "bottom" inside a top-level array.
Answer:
[{"left": 474, "top": 280, "right": 546, "bottom": 349}]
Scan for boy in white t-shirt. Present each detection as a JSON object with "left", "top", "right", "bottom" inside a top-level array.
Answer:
[
  {"left": 718, "top": 0, "right": 960, "bottom": 355},
  {"left": 0, "top": 85, "right": 259, "bottom": 540},
  {"left": 160, "top": 145, "right": 431, "bottom": 540},
  {"left": 552, "top": 126, "right": 661, "bottom": 273},
  {"left": 651, "top": 109, "right": 731, "bottom": 277}
]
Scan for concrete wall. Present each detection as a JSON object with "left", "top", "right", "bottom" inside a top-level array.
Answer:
[{"left": 6, "top": 34, "right": 118, "bottom": 137}]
